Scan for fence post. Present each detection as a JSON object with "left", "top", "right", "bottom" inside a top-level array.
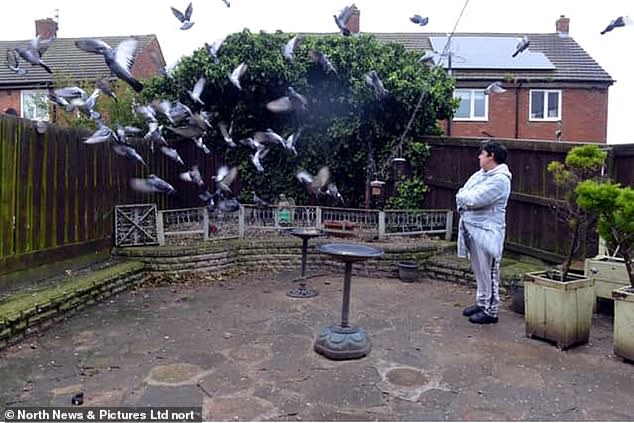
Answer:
[
  {"left": 445, "top": 210, "right": 454, "bottom": 241},
  {"left": 378, "top": 211, "right": 386, "bottom": 240},
  {"left": 316, "top": 207, "right": 322, "bottom": 230},
  {"left": 202, "top": 207, "right": 209, "bottom": 241},
  {"left": 238, "top": 205, "right": 245, "bottom": 238},
  {"left": 157, "top": 211, "right": 165, "bottom": 245}
]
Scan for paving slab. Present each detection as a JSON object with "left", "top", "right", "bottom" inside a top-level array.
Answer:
[{"left": 1, "top": 270, "right": 633, "bottom": 421}]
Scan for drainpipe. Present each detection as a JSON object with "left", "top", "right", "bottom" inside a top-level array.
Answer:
[{"left": 515, "top": 81, "right": 523, "bottom": 139}]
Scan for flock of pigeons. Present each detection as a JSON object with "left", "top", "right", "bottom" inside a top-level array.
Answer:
[{"left": 4, "top": 4, "right": 632, "bottom": 215}]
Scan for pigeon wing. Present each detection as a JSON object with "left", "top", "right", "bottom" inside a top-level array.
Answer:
[
  {"left": 114, "top": 38, "right": 139, "bottom": 71},
  {"left": 184, "top": 2, "right": 193, "bottom": 20},
  {"left": 171, "top": 6, "right": 186, "bottom": 23}
]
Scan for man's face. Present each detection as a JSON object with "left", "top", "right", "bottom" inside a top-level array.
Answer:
[{"left": 478, "top": 149, "right": 496, "bottom": 170}]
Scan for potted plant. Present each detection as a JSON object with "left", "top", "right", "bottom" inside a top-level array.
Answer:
[
  {"left": 524, "top": 145, "right": 607, "bottom": 350},
  {"left": 576, "top": 180, "right": 634, "bottom": 360}
]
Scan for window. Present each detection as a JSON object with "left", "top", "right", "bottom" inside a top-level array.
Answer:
[
  {"left": 453, "top": 89, "right": 488, "bottom": 120},
  {"left": 530, "top": 89, "right": 561, "bottom": 121},
  {"left": 20, "top": 90, "right": 50, "bottom": 121}
]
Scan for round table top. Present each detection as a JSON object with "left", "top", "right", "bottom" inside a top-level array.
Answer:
[
  {"left": 317, "top": 243, "right": 384, "bottom": 262},
  {"left": 288, "top": 227, "right": 325, "bottom": 239}
]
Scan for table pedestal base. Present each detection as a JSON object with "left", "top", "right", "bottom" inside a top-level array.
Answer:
[{"left": 314, "top": 324, "right": 370, "bottom": 360}]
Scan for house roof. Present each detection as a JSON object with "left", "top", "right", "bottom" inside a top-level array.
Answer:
[
  {"left": 0, "top": 35, "right": 157, "bottom": 87},
  {"left": 373, "top": 32, "right": 613, "bottom": 85}
]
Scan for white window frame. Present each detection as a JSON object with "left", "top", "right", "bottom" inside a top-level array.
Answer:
[
  {"left": 529, "top": 89, "right": 562, "bottom": 121},
  {"left": 453, "top": 89, "right": 488, "bottom": 121},
  {"left": 20, "top": 90, "right": 50, "bottom": 121}
]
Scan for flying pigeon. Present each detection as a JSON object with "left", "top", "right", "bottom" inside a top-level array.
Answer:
[
  {"left": 14, "top": 35, "right": 54, "bottom": 74},
  {"left": 180, "top": 165, "right": 204, "bottom": 186},
  {"left": 250, "top": 145, "right": 269, "bottom": 172},
  {"left": 364, "top": 70, "right": 389, "bottom": 99},
  {"left": 254, "top": 128, "right": 284, "bottom": 146},
  {"left": 6, "top": 49, "right": 27, "bottom": 75},
  {"left": 130, "top": 175, "right": 175, "bottom": 195},
  {"left": 171, "top": 3, "right": 194, "bottom": 30},
  {"left": 150, "top": 50, "right": 171, "bottom": 78},
  {"left": 228, "top": 62, "right": 247, "bottom": 90},
  {"left": 600, "top": 16, "right": 633, "bottom": 34},
  {"left": 308, "top": 50, "right": 336, "bottom": 73},
  {"left": 194, "top": 136, "right": 211, "bottom": 155},
  {"left": 266, "top": 86, "right": 308, "bottom": 113},
  {"left": 252, "top": 192, "right": 270, "bottom": 208},
  {"left": 484, "top": 81, "right": 506, "bottom": 95},
  {"left": 113, "top": 144, "right": 146, "bottom": 166},
  {"left": 220, "top": 0, "right": 230, "bottom": 7},
  {"left": 417, "top": 50, "right": 438, "bottom": 66},
  {"left": 53, "top": 86, "right": 87, "bottom": 100},
  {"left": 75, "top": 37, "right": 144, "bottom": 92},
  {"left": 218, "top": 121, "right": 237, "bottom": 148},
  {"left": 334, "top": 4, "right": 356, "bottom": 36},
  {"left": 409, "top": 14, "right": 429, "bottom": 26},
  {"left": 188, "top": 77, "right": 206, "bottom": 105},
  {"left": 205, "top": 37, "right": 225, "bottom": 64},
  {"left": 282, "top": 35, "right": 303, "bottom": 61},
  {"left": 511, "top": 36, "right": 530, "bottom": 58},
  {"left": 160, "top": 146, "right": 185, "bottom": 165},
  {"left": 282, "top": 127, "right": 302, "bottom": 156},
  {"left": 213, "top": 165, "right": 238, "bottom": 193},
  {"left": 71, "top": 393, "right": 84, "bottom": 406},
  {"left": 84, "top": 122, "right": 118, "bottom": 144},
  {"left": 218, "top": 197, "right": 240, "bottom": 213},
  {"left": 326, "top": 183, "right": 345, "bottom": 205},
  {"left": 296, "top": 166, "right": 330, "bottom": 196},
  {"left": 97, "top": 78, "right": 117, "bottom": 101}
]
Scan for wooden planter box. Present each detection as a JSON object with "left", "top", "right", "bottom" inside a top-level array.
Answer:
[
  {"left": 323, "top": 220, "right": 357, "bottom": 238},
  {"left": 524, "top": 271, "right": 595, "bottom": 350},
  {"left": 585, "top": 256, "right": 629, "bottom": 310},
  {"left": 613, "top": 286, "right": 634, "bottom": 362}
]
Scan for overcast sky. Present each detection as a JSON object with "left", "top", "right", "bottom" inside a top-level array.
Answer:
[{"left": 1, "top": 0, "right": 632, "bottom": 144}]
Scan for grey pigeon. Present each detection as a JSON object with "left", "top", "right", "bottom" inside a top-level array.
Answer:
[
  {"left": 484, "top": 81, "right": 506, "bottom": 95},
  {"left": 228, "top": 62, "right": 247, "bottom": 90},
  {"left": 160, "top": 146, "right": 185, "bottom": 165},
  {"left": 266, "top": 86, "right": 308, "bottom": 113},
  {"left": 511, "top": 36, "right": 530, "bottom": 58},
  {"left": 144, "top": 122, "right": 167, "bottom": 152},
  {"left": 409, "top": 14, "right": 429, "bottom": 26},
  {"left": 250, "top": 145, "right": 269, "bottom": 172},
  {"left": 84, "top": 122, "right": 118, "bottom": 144},
  {"left": 213, "top": 165, "right": 238, "bottom": 193},
  {"left": 166, "top": 124, "right": 204, "bottom": 139},
  {"left": 218, "top": 198, "right": 240, "bottom": 213},
  {"left": 53, "top": 86, "right": 87, "bottom": 100},
  {"left": 254, "top": 128, "right": 284, "bottom": 146},
  {"left": 600, "top": 16, "right": 633, "bottom": 34},
  {"left": 130, "top": 174, "right": 175, "bottom": 194},
  {"left": 113, "top": 144, "right": 146, "bottom": 166},
  {"left": 96, "top": 79, "right": 117, "bottom": 101},
  {"left": 135, "top": 104, "right": 158, "bottom": 123},
  {"left": 326, "top": 183, "right": 345, "bottom": 205},
  {"left": 219, "top": 121, "right": 237, "bottom": 148},
  {"left": 220, "top": 0, "right": 230, "bottom": 7},
  {"left": 199, "top": 190, "right": 217, "bottom": 211},
  {"left": 364, "top": 70, "right": 389, "bottom": 99},
  {"left": 6, "top": 49, "right": 27, "bottom": 75},
  {"left": 252, "top": 192, "right": 269, "bottom": 208},
  {"left": 282, "top": 127, "right": 301, "bottom": 156},
  {"left": 308, "top": 50, "right": 336, "bottom": 73},
  {"left": 417, "top": 50, "right": 438, "bottom": 66},
  {"left": 150, "top": 50, "right": 171, "bottom": 78},
  {"left": 194, "top": 136, "right": 211, "bottom": 155},
  {"left": 75, "top": 37, "right": 143, "bottom": 92},
  {"left": 180, "top": 165, "right": 205, "bottom": 186},
  {"left": 282, "top": 35, "right": 303, "bottom": 61},
  {"left": 14, "top": 35, "right": 54, "bottom": 73},
  {"left": 334, "top": 4, "right": 356, "bottom": 36},
  {"left": 296, "top": 166, "right": 330, "bottom": 196},
  {"left": 171, "top": 3, "right": 194, "bottom": 30},
  {"left": 205, "top": 37, "right": 225, "bottom": 64},
  {"left": 188, "top": 77, "right": 206, "bottom": 105}
]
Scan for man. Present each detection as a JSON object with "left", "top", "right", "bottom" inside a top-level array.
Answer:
[{"left": 456, "top": 140, "right": 512, "bottom": 324}]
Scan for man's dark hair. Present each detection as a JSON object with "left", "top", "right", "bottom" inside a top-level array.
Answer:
[{"left": 479, "top": 140, "right": 508, "bottom": 164}]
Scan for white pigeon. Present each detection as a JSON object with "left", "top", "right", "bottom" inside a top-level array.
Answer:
[
  {"left": 228, "top": 62, "right": 247, "bottom": 90},
  {"left": 484, "top": 81, "right": 506, "bottom": 95},
  {"left": 282, "top": 35, "right": 303, "bottom": 61},
  {"left": 213, "top": 165, "right": 238, "bottom": 193},
  {"left": 180, "top": 165, "right": 204, "bottom": 186},
  {"left": 188, "top": 77, "right": 206, "bottom": 105}
]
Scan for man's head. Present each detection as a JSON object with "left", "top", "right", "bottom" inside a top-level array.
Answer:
[{"left": 478, "top": 140, "right": 508, "bottom": 170}]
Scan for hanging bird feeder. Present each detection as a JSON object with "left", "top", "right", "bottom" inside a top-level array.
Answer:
[{"left": 370, "top": 179, "right": 385, "bottom": 196}]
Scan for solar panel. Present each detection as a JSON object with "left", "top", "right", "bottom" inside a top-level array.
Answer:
[{"left": 429, "top": 36, "right": 555, "bottom": 70}]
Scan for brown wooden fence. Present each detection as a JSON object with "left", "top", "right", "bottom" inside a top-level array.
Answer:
[
  {"left": 0, "top": 115, "right": 221, "bottom": 275},
  {"left": 421, "top": 136, "right": 634, "bottom": 262},
  {"left": 2, "top": 114, "right": 633, "bottom": 276}
]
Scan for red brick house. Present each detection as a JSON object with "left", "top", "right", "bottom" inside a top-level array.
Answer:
[
  {"left": 345, "top": 10, "right": 613, "bottom": 143},
  {"left": 0, "top": 18, "right": 166, "bottom": 121}
]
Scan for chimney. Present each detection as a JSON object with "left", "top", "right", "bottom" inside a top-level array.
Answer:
[
  {"left": 35, "top": 18, "right": 58, "bottom": 40},
  {"left": 346, "top": 4, "right": 360, "bottom": 34},
  {"left": 556, "top": 15, "right": 570, "bottom": 36}
]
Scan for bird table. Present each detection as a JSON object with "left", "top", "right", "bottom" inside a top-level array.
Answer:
[
  {"left": 286, "top": 227, "right": 325, "bottom": 298},
  {"left": 314, "top": 243, "right": 384, "bottom": 360}
]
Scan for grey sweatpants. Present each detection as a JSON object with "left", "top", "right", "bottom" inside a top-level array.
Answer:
[{"left": 465, "top": 230, "right": 501, "bottom": 317}]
